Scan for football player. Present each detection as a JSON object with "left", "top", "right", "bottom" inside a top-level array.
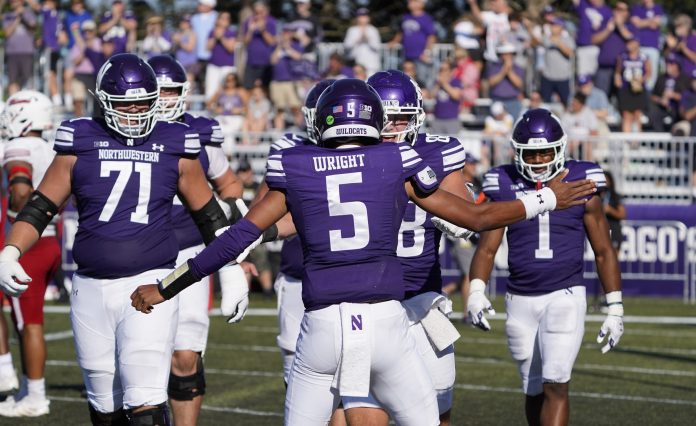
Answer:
[
  {"left": 131, "top": 79, "right": 596, "bottom": 425},
  {"left": 0, "top": 91, "right": 57, "bottom": 417},
  {"left": 0, "top": 53, "right": 233, "bottom": 425},
  {"left": 148, "top": 54, "right": 246, "bottom": 426},
  {"left": 336, "top": 70, "right": 472, "bottom": 426},
  {"left": 464, "top": 109, "right": 623, "bottom": 426}
]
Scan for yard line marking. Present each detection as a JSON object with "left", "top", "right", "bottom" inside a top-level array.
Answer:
[
  {"left": 455, "top": 384, "right": 696, "bottom": 406},
  {"left": 207, "top": 343, "right": 278, "bottom": 352},
  {"left": 47, "top": 395, "right": 282, "bottom": 417},
  {"left": 206, "top": 368, "right": 283, "bottom": 378},
  {"left": 625, "top": 328, "right": 696, "bottom": 338},
  {"left": 240, "top": 326, "right": 279, "bottom": 333},
  {"left": 36, "top": 306, "right": 696, "bottom": 324},
  {"left": 45, "top": 330, "right": 73, "bottom": 341}
]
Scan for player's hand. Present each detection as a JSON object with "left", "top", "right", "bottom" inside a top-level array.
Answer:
[
  {"left": 220, "top": 263, "right": 250, "bottom": 323},
  {"left": 548, "top": 170, "right": 596, "bottom": 210},
  {"left": 467, "top": 279, "right": 495, "bottom": 331},
  {"left": 0, "top": 246, "right": 31, "bottom": 297},
  {"left": 130, "top": 284, "right": 165, "bottom": 314},
  {"left": 431, "top": 217, "right": 475, "bottom": 240},
  {"left": 597, "top": 301, "right": 624, "bottom": 353}
]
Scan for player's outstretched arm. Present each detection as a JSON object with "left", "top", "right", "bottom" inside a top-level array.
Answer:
[
  {"left": 584, "top": 195, "right": 624, "bottom": 353},
  {"left": 0, "top": 155, "right": 75, "bottom": 296},
  {"left": 467, "top": 226, "right": 505, "bottom": 331},
  {"left": 130, "top": 190, "right": 288, "bottom": 312},
  {"left": 407, "top": 170, "right": 596, "bottom": 232}
]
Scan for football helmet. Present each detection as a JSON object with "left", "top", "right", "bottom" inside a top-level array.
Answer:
[
  {"left": 148, "top": 54, "right": 190, "bottom": 121},
  {"left": 314, "top": 78, "right": 385, "bottom": 148},
  {"left": 302, "top": 79, "right": 335, "bottom": 143},
  {"left": 366, "top": 70, "right": 425, "bottom": 144},
  {"left": 94, "top": 53, "right": 159, "bottom": 139},
  {"left": 510, "top": 108, "right": 567, "bottom": 182},
  {"left": 4, "top": 90, "right": 53, "bottom": 139}
]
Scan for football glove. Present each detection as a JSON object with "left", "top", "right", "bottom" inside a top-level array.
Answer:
[
  {"left": 431, "top": 217, "right": 476, "bottom": 241},
  {"left": 0, "top": 246, "right": 30, "bottom": 297},
  {"left": 219, "top": 263, "right": 249, "bottom": 324},
  {"left": 467, "top": 279, "right": 495, "bottom": 331},
  {"left": 597, "top": 291, "right": 624, "bottom": 353}
]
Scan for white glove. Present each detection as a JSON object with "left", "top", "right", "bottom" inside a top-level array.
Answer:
[
  {"left": 431, "top": 217, "right": 476, "bottom": 240},
  {"left": 597, "top": 291, "right": 624, "bottom": 353},
  {"left": 219, "top": 263, "right": 250, "bottom": 323},
  {"left": 467, "top": 279, "right": 495, "bottom": 331},
  {"left": 0, "top": 246, "right": 30, "bottom": 297}
]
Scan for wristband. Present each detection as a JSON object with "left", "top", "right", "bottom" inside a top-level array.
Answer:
[
  {"left": 519, "top": 187, "right": 556, "bottom": 220},
  {"left": 605, "top": 290, "right": 623, "bottom": 316},
  {"left": 469, "top": 278, "right": 487, "bottom": 295},
  {"left": 158, "top": 260, "right": 199, "bottom": 300}
]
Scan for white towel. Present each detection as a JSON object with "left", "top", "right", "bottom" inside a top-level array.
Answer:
[
  {"left": 402, "top": 292, "right": 461, "bottom": 352},
  {"left": 331, "top": 303, "right": 371, "bottom": 397}
]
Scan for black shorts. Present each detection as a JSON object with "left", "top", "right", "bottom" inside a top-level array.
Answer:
[
  {"left": 49, "top": 50, "right": 61, "bottom": 72},
  {"left": 618, "top": 86, "right": 647, "bottom": 113}
]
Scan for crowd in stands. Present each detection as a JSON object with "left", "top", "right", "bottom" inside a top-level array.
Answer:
[{"left": 3, "top": 0, "right": 696, "bottom": 150}]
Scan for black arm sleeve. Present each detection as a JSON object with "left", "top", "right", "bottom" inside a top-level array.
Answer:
[
  {"left": 190, "top": 197, "right": 229, "bottom": 245},
  {"left": 15, "top": 191, "right": 59, "bottom": 236}
]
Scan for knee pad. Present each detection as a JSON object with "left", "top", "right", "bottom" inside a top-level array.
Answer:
[
  {"left": 88, "top": 403, "right": 129, "bottom": 426},
  {"left": 168, "top": 356, "right": 206, "bottom": 401},
  {"left": 125, "top": 403, "right": 170, "bottom": 426}
]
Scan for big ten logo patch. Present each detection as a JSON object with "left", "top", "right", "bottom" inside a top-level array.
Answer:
[{"left": 351, "top": 314, "right": 363, "bottom": 331}]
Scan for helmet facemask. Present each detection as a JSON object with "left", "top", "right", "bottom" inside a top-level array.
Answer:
[
  {"left": 97, "top": 88, "right": 159, "bottom": 139},
  {"left": 511, "top": 136, "right": 567, "bottom": 183},
  {"left": 302, "top": 105, "right": 317, "bottom": 143},
  {"left": 156, "top": 79, "right": 190, "bottom": 121},
  {"left": 382, "top": 105, "right": 425, "bottom": 144}
]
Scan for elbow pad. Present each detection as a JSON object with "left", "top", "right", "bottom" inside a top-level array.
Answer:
[
  {"left": 15, "top": 191, "right": 59, "bottom": 236},
  {"left": 190, "top": 197, "right": 229, "bottom": 245}
]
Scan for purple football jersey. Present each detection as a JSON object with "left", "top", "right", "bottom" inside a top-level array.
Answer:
[
  {"left": 171, "top": 113, "right": 224, "bottom": 250},
  {"left": 483, "top": 160, "right": 607, "bottom": 295},
  {"left": 269, "top": 133, "right": 314, "bottom": 280},
  {"left": 54, "top": 117, "right": 200, "bottom": 279},
  {"left": 265, "top": 142, "right": 438, "bottom": 310},
  {"left": 398, "top": 134, "right": 466, "bottom": 298}
]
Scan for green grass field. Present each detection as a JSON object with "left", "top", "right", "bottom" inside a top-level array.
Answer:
[{"left": 2, "top": 295, "right": 696, "bottom": 425}]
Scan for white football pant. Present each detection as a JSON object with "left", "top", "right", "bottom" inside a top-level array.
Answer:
[
  {"left": 174, "top": 244, "right": 210, "bottom": 352},
  {"left": 274, "top": 273, "right": 304, "bottom": 383}
]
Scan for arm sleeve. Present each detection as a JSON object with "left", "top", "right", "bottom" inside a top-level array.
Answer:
[{"left": 205, "top": 145, "right": 229, "bottom": 180}]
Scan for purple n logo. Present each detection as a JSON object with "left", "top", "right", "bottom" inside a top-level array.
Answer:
[{"left": 351, "top": 314, "right": 363, "bottom": 331}]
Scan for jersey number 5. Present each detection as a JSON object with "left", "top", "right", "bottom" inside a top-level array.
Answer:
[
  {"left": 326, "top": 172, "right": 369, "bottom": 251},
  {"left": 99, "top": 161, "right": 152, "bottom": 224}
]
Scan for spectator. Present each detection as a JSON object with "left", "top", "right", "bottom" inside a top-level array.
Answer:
[
  {"left": 614, "top": 37, "right": 650, "bottom": 133},
  {"left": 68, "top": 19, "right": 103, "bottom": 117},
  {"left": 389, "top": 0, "right": 436, "bottom": 87},
  {"left": 141, "top": 16, "right": 172, "bottom": 58},
  {"left": 352, "top": 63, "right": 368, "bottom": 81},
  {"left": 630, "top": 0, "right": 663, "bottom": 90},
  {"left": 602, "top": 171, "right": 626, "bottom": 253},
  {"left": 29, "top": 0, "right": 62, "bottom": 105},
  {"left": 539, "top": 18, "right": 575, "bottom": 106},
  {"left": 270, "top": 24, "right": 303, "bottom": 130},
  {"left": 486, "top": 42, "right": 524, "bottom": 120},
  {"left": 508, "top": 12, "right": 531, "bottom": 70},
  {"left": 452, "top": 47, "right": 480, "bottom": 113},
  {"left": 573, "top": 0, "right": 608, "bottom": 77},
  {"left": 191, "top": 0, "right": 218, "bottom": 95},
  {"left": 562, "top": 92, "right": 599, "bottom": 159},
  {"left": 289, "top": 0, "right": 322, "bottom": 59},
  {"left": 483, "top": 101, "right": 514, "bottom": 167},
  {"left": 242, "top": 82, "right": 271, "bottom": 144},
  {"left": 429, "top": 60, "right": 463, "bottom": 136},
  {"left": 401, "top": 59, "right": 425, "bottom": 90},
  {"left": 241, "top": 1, "right": 277, "bottom": 89},
  {"left": 577, "top": 74, "right": 611, "bottom": 125},
  {"left": 467, "top": 0, "right": 510, "bottom": 63},
  {"left": 98, "top": 0, "right": 136, "bottom": 58},
  {"left": 2, "top": 0, "right": 37, "bottom": 94},
  {"left": 343, "top": 8, "right": 381, "bottom": 78},
  {"left": 527, "top": 6, "right": 563, "bottom": 82},
  {"left": 678, "top": 70, "right": 696, "bottom": 137},
  {"left": 453, "top": 13, "right": 483, "bottom": 65},
  {"left": 649, "top": 54, "right": 688, "bottom": 132},
  {"left": 205, "top": 11, "right": 237, "bottom": 101},
  {"left": 591, "top": 1, "right": 636, "bottom": 96},
  {"left": 208, "top": 73, "right": 247, "bottom": 155},
  {"left": 669, "top": 15, "right": 696, "bottom": 80},
  {"left": 62, "top": 0, "right": 93, "bottom": 111},
  {"left": 173, "top": 15, "right": 198, "bottom": 89},
  {"left": 322, "top": 52, "right": 353, "bottom": 80}
]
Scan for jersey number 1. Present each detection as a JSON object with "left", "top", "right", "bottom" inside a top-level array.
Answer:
[{"left": 99, "top": 161, "right": 152, "bottom": 224}]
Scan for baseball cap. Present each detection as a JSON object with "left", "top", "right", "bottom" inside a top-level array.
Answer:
[
  {"left": 81, "top": 20, "right": 96, "bottom": 31},
  {"left": 490, "top": 101, "right": 505, "bottom": 116},
  {"left": 577, "top": 74, "right": 593, "bottom": 86},
  {"left": 198, "top": 0, "right": 217, "bottom": 7},
  {"left": 496, "top": 42, "right": 516, "bottom": 54},
  {"left": 356, "top": 7, "right": 369, "bottom": 16}
]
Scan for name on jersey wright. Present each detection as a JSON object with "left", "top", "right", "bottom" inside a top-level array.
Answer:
[{"left": 313, "top": 153, "right": 366, "bottom": 172}]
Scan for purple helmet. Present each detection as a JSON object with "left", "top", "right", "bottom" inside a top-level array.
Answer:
[
  {"left": 95, "top": 53, "right": 159, "bottom": 139},
  {"left": 302, "top": 79, "right": 335, "bottom": 143},
  {"left": 148, "top": 55, "right": 190, "bottom": 121},
  {"left": 367, "top": 70, "right": 424, "bottom": 144},
  {"left": 511, "top": 108, "right": 567, "bottom": 182},
  {"left": 314, "top": 78, "right": 385, "bottom": 148}
]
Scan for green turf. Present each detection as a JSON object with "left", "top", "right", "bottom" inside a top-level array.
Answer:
[{"left": 2, "top": 295, "right": 695, "bottom": 425}]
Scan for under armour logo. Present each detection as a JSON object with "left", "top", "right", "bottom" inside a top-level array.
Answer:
[
  {"left": 536, "top": 193, "right": 544, "bottom": 204},
  {"left": 152, "top": 144, "right": 165, "bottom": 152},
  {"left": 351, "top": 314, "right": 363, "bottom": 331}
]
